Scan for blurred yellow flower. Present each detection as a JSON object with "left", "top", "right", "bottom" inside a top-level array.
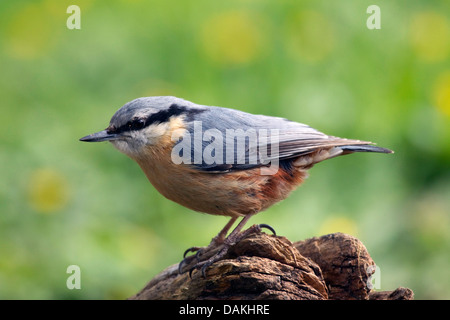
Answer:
[
  {"left": 200, "top": 11, "right": 266, "bottom": 65},
  {"left": 4, "top": 0, "right": 94, "bottom": 60},
  {"left": 284, "top": 10, "right": 335, "bottom": 63},
  {"left": 318, "top": 216, "right": 358, "bottom": 237},
  {"left": 409, "top": 11, "right": 450, "bottom": 62},
  {"left": 432, "top": 71, "right": 450, "bottom": 117},
  {"left": 28, "top": 168, "right": 69, "bottom": 214},
  {"left": 4, "top": 3, "right": 55, "bottom": 60}
]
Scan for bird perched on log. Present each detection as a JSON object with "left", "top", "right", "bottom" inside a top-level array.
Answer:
[{"left": 80, "top": 96, "right": 393, "bottom": 275}]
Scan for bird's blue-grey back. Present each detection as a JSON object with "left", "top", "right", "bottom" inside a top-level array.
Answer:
[
  {"left": 173, "top": 99, "right": 384, "bottom": 172},
  {"left": 109, "top": 96, "right": 392, "bottom": 172}
]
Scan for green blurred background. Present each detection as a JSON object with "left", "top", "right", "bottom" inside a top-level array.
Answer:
[{"left": 1, "top": 0, "right": 449, "bottom": 299}]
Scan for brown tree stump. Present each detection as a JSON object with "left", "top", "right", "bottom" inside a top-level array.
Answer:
[{"left": 129, "top": 231, "right": 413, "bottom": 300}]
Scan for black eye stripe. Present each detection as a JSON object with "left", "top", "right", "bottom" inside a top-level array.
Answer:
[
  {"left": 128, "top": 118, "right": 145, "bottom": 130},
  {"left": 109, "top": 104, "right": 206, "bottom": 135},
  {"left": 144, "top": 104, "right": 204, "bottom": 126}
]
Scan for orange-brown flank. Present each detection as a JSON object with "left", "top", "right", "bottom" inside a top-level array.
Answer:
[{"left": 131, "top": 119, "right": 307, "bottom": 217}]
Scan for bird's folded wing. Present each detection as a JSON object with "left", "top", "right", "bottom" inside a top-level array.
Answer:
[
  {"left": 188, "top": 129, "right": 373, "bottom": 173},
  {"left": 180, "top": 106, "right": 382, "bottom": 173}
]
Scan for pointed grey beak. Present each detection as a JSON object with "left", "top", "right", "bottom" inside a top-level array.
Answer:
[{"left": 79, "top": 130, "right": 119, "bottom": 142}]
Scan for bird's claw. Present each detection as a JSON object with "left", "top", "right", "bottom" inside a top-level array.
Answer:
[
  {"left": 257, "top": 223, "right": 277, "bottom": 236},
  {"left": 183, "top": 246, "right": 201, "bottom": 258},
  {"left": 179, "top": 246, "right": 205, "bottom": 274},
  {"left": 178, "top": 223, "right": 277, "bottom": 277}
]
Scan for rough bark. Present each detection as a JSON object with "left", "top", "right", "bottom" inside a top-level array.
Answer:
[{"left": 129, "top": 231, "right": 413, "bottom": 300}]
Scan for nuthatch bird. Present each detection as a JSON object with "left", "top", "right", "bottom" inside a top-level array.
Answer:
[{"left": 80, "top": 96, "right": 393, "bottom": 274}]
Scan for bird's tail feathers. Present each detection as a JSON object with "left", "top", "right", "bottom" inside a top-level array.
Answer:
[
  {"left": 292, "top": 143, "right": 393, "bottom": 168},
  {"left": 338, "top": 144, "right": 394, "bottom": 154}
]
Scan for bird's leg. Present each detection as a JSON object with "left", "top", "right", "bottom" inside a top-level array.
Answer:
[
  {"left": 211, "top": 216, "right": 239, "bottom": 244},
  {"left": 183, "top": 216, "right": 238, "bottom": 255},
  {"left": 197, "top": 214, "right": 276, "bottom": 277},
  {"left": 179, "top": 215, "right": 276, "bottom": 275},
  {"left": 178, "top": 216, "right": 238, "bottom": 273}
]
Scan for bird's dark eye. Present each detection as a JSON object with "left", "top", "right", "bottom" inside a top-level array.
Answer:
[{"left": 128, "top": 118, "right": 146, "bottom": 130}]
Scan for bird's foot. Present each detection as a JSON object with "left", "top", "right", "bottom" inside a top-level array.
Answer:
[
  {"left": 178, "top": 224, "right": 276, "bottom": 277},
  {"left": 178, "top": 241, "right": 223, "bottom": 274}
]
